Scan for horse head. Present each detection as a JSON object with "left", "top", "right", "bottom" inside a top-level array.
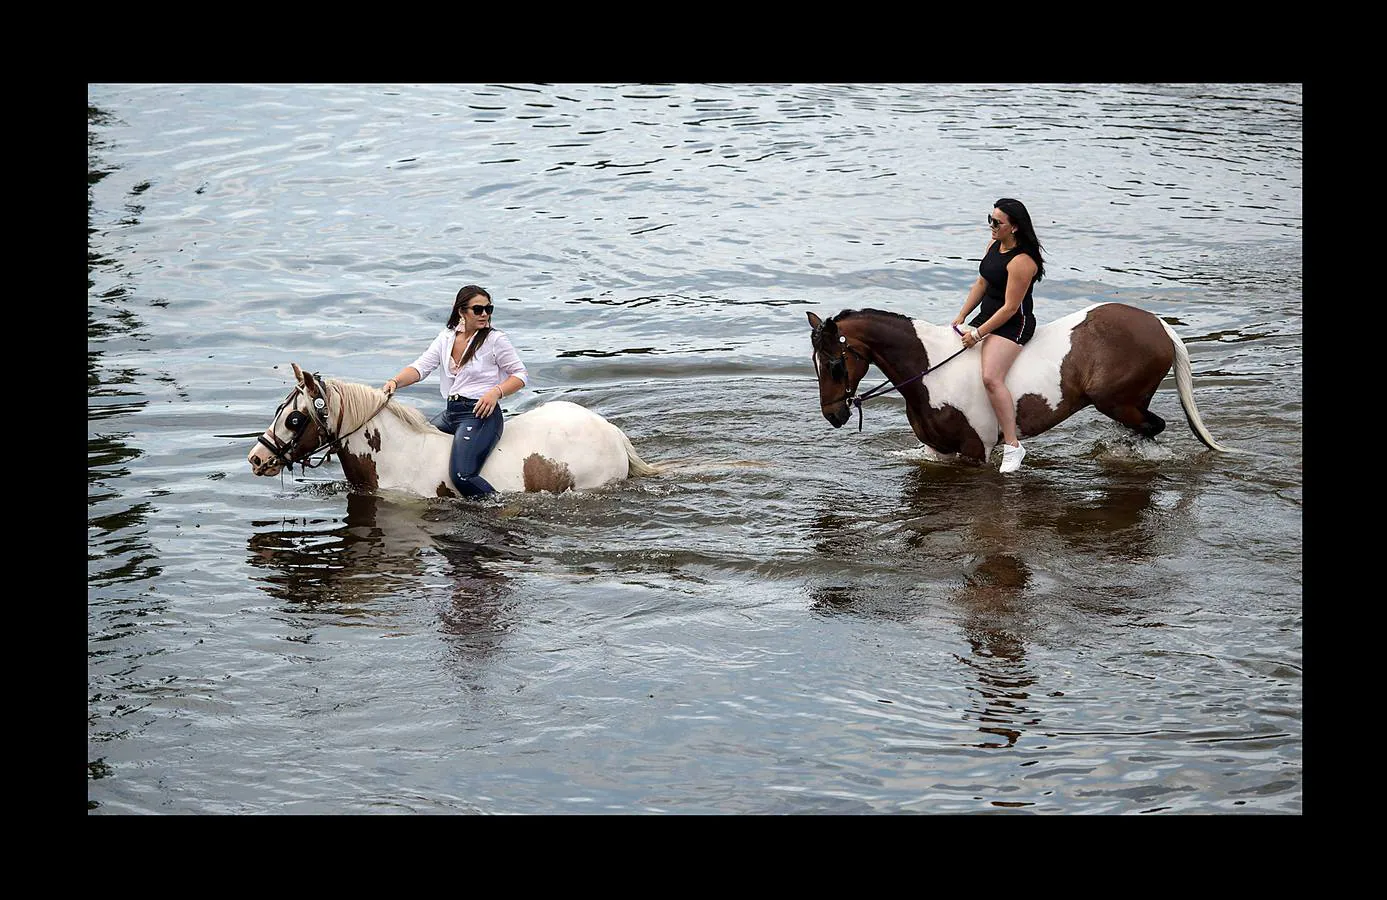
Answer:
[
  {"left": 807, "top": 311, "right": 873, "bottom": 428},
  {"left": 246, "top": 363, "right": 338, "bottom": 477}
]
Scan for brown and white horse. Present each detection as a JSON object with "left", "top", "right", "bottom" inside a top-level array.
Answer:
[
  {"left": 248, "top": 363, "right": 659, "bottom": 498},
  {"left": 808, "top": 303, "right": 1237, "bottom": 463}
]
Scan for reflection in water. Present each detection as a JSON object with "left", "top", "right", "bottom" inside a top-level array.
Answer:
[
  {"left": 900, "top": 462, "right": 1196, "bottom": 565},
  {"left": 429, "top": 524, "right": 521, "bottom": 662},
  {"left": 246, "top": 492, "right": 526, "bottom": 659},
  {"left": 910, "top": 463, "right": 1195, "bottom": 750},
  {"left": 805, "top": 459, "right": 1196, "bottom": 749},
  {"left": 899, "top": 468, "right": 1044, "bottom": 750},
  {"left": 85, "top": 83, "right": 1300, "bottom": 812},
  {"left": 89, "top": 109, "right": 159, "bottom": 590},
  {"left": 953, "top": 554, "right": 1037, "bottom": 749}
]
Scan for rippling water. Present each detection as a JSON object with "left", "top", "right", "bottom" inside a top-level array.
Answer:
[{"left": 88, "top": 83, "right": 1301, "bottom": 814}]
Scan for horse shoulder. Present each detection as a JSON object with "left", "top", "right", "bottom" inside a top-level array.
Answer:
[{"left": 895, "top": 320, "right": 991, "bottom": 454}]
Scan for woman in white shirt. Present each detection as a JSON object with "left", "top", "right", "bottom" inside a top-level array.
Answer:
[{"left": 382, "top": 285, "right": 528, "bottom": 497}]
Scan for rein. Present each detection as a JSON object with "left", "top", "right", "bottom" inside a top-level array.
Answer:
[
  {"left": 847, "top": 345, "right": 969, "bottom": 431},
  {"left": 818, "top": 327, "right": 972, "bottom": 432}
]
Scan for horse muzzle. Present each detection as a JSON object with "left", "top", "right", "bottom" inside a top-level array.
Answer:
[
  {"left": 821, "top": 402, "right": 851, "bottom": 429},
  {"left": 248, "top": 440, "right": 290, "bottom": 477},
  {"left": 247, "top": 451, "right": 283, "bottom": 477}
]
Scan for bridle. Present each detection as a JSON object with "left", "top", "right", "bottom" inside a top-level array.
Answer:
[
  {"left": 814, "top": 327, "right": 970, "bottom": 432},
  {"left": 813, "top": 335, "right": 873, "bottom": 407},
  {"left": 255, "top": 373, "right": 389, "bottom": 473}
]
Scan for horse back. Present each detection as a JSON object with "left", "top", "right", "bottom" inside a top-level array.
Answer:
[
  {"left": 1005, "top": 303, "right": 1173, "bottom": 436},
  {"left": 483, "top": 401, "right": 631, "bottom": 492},
  {"left": 1063, "top": 303, "right": 1174, "bottom": 397}
]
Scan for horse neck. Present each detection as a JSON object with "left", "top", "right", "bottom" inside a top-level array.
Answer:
[
  {"left": 327, "top": 382, "right": 397, "bottom": 456},
  {"left": 845, "top": 313, "right": 930, "bottom": 383},
  {"left": 327, "top": 383, "right": 427, "bottom": 491}
]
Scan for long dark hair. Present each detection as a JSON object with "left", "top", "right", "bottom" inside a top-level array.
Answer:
[
  {"left": 994, "top": 198, "right": 1046, "bottom": 283},
  {"left": 445, "top": 284, "right": 493, "bottom": 368}
]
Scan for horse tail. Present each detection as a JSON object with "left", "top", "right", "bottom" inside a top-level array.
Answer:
[
  {"left": 1159, "top": 319, "right": 1242, "bottom": 453},
  {"left": 619, "top": 430, "right": 661, "bottom": 477}
]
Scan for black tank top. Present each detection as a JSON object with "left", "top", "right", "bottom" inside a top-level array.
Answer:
[{"left": 977, "top": 240, "right": 1035, "bottom": 321}]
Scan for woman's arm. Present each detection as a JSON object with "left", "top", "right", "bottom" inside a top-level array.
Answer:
[
  {"left": 383, "top": 366, "right": 421, "bottom": 395},
  {"left": 954, "top": 276, "right": 988, "bottom": 325}
]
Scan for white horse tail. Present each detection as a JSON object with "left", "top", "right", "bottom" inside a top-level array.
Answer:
[
  {"left": 1159, "top": 319, "right": 1241, "bottom": 453},
  {"left": 620, "top": 429, "right": 661, "bottom": 477}
]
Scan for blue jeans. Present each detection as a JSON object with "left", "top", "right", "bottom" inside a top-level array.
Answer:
[{"left": 430, "top": 398, "right": 504, "bottom": 497}]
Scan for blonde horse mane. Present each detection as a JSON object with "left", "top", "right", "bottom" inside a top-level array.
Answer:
[{"left": 327, "top": 378, "right": 440, "bottom": 436}]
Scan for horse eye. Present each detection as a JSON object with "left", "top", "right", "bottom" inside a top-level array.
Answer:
[{"left": 285, "top": 411, "right": 307, "bottom": 431}]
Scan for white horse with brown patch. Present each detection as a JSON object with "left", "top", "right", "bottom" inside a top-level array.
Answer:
[
  {"left": 248, "top": 364, "right": 659, "bottom": 497},
  {"left": 808, "top": 303, "right": 1239, "bottom": 463}
]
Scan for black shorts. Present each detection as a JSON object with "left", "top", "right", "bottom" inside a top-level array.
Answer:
[{"left": 970, "top": 308, "right": 1036, "bottom": 345}]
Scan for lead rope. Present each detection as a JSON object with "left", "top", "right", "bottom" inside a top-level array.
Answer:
[{"left": 849, "top": 342, "right": 972, "bottom": 432}]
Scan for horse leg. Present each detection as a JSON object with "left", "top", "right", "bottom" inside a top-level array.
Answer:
[
  {"left": 1080, "top": 306, "right": 1177, "bottom": 441},
  {"left": 1131, "top": 384, "right": 1167, "bottom": 438},
  {"left": 1138, "top": 409, "right": 1166, "bottom": 438},
  {"left": 1091, "top": 392, "right": 1166, "bottom": 439}
]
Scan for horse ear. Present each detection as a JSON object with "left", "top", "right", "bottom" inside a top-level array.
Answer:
[
  {"left": 810, "top": 315, "right": 838, "bottom": 351},
  {"left": 292, "top": 363, "right": 305, "bottom": 386}
]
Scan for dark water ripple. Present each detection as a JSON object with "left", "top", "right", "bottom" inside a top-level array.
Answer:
[{"left": 88, "top": 83, "right": 1301, "bottom": 814}]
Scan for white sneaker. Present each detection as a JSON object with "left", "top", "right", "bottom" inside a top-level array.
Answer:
[{"left": 999, "top": 442, "right": 1026, "bottom": 473}]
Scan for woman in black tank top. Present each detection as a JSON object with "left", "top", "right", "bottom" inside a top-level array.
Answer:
[{"left": 950, "top": 198, "right": 1047, "bottom": 473}]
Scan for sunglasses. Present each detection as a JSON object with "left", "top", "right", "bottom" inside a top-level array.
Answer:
[
  {"left": 987, "top": 215, "right": 1008, "bottom": 228},
  {"left": 468, "top": 305, "right": 495, "bottom": 316}
]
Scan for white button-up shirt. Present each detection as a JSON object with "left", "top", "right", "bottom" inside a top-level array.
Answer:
[{"left": 408, "top": 328, "right": 529, "bottom": 400}]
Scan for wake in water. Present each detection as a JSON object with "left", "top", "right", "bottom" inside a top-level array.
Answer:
[
  {"left": 888, "top": 427, "right": 1184, "bottom": 467},
  {"left": 1085, "top": 434, "right": 1179, "bottom": 463}
]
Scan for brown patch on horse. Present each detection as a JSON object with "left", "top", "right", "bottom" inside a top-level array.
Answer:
[
  {"left": 1007, "top": 305, "right": 1174, "bottom": 442},
  {"left": 906, "top": 401, "right": 985, "bottom": 459},
  {"left": 858, "top": 317, "right": 987, "bottom": 459},
  {"left": 337, "top": 449, "right": 379, "bottom": 492},
  {"left": 435, "top": 481, "right": 456, "bottom": 498},
  {"left": 365, "top": 426, "right": 382, "bottom": 453},
  {"left": 1068, "top": 305, "right": 1175, "bottom": 436},
  {"left": 1015, "top": 393, "right": 1062, "bottom": 439},
  {"left": 523, "top": 454, "right": 575, "bottom": 493}
]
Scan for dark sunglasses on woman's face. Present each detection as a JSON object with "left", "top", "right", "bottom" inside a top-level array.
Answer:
[
  {"left": 987, "top": 215, "right": 1007, "bottom": 228},
  {"left": 469, "top": 305, "right": 495, "bottom": 315}
]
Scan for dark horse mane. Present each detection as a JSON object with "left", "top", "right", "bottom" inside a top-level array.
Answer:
[
  {"left": 832, "top": 307, "right": 912, "bottom": 324},
  {"left": 814, "top": 307, "right": 912, "bottom": 351}
]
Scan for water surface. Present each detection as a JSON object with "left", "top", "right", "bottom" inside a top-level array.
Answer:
[{"left": 88, "top": 83, "right": 1301, "bottom": 814}]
